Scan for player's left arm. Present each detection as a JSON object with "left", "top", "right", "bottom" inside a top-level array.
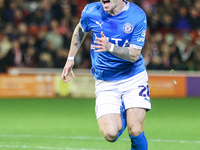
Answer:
[
  {"left": 93, "top": 31, "right": 141, "bottom": 62},
  {"left": 94, "top": 12, "right": 147, "bottom": 62},
  {"left": 108, "top": 43, "right": 141, "bottom": 62}
]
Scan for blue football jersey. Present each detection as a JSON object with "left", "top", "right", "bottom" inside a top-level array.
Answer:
[{"left": 80, "top": 1, "right": 147, "bottom": 81}]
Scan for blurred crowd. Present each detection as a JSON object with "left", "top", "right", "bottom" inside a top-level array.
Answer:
[
  {"left": 139, "top": 0, "right": 200, "bottom": 71},
  {"left": 0, "top": 0, "right": 200, "bottom": 73}
]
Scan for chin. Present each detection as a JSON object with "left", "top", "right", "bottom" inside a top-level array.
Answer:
[{"left": 103, "top": 7, "right": 110, "bottom": 12}]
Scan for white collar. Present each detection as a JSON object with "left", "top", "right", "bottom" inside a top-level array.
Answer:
[{"left": 122, "top": 1, "right": 129, "bottom": 11}]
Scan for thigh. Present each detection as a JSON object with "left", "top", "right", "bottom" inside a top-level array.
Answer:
[
  {"left": 127, "top": 108, "right": 146, "bottom": 136},
  {"left": 95, "top": 90, "right": 122, "bottom": 119}
]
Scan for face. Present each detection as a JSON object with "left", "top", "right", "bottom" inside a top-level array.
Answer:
[{"left": 101, "top": 0, "right": 118, "bottom": 14}]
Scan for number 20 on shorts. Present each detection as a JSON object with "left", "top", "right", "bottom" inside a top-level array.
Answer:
[{"left": 138, "top": 85, "right": 150, "bottom": 98}]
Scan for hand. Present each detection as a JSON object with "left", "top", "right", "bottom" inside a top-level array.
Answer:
[
  {"left": 93, "top": 31, "right": 111, "bottom": 52},
  {"left": 61, "top": 60, "right": 75, "bottom": 83}
]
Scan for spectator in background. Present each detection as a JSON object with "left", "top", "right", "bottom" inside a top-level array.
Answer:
[
  {"left": 157, "top": 0, "right": 175, "bottom": 19},
  {"left": 51, "top": 0, "right": 64, "bottom": 21},
  {"left": 5, "top": 40, "right": 24, "bottom": 67},
  {"left": 169, "top": 39, "right": 182, "bottom": 70},
  {"left": 24, "top": 46, "right": 37, "bottom": 67},
  {"left": 0, "top": 0, "right": 7, "bottom": 30},
  {"left": 0, "top": 35, "right": 12, "bottom": 72},
  {"left": 194, "top": 0, "right": 200, "bottom": 11},
  {"left": 146, "top": 55, "right": 162, "bottom": 70},
  {"left": 61, "top": 2, "right": 72, "bottom": 26},
  {"left": 13, "top": 9, "right": 24, "bottom": 26},
  {"left": 141, "top": 43, "right": 152, "bottom": 67},
  {"left": 46, "top": 19, "right": 63, "bottom": 50},
  {"left": 5, "top": 0, "right": 17, "bottom": 22},
  {"left": 37, "top": 52, "right": 53, "bottom": 68},
  {"left": 63, "top": 28, "right": 72, "bottom": 49},
  {"left": 27, "top": 36, "right": 36, "bottom": 49},
  {"left": 193, "top": 42, "right": 200, "bottom": 70},
  {"left": 18, "top": 22, "right": 28, "bottom": 37},
  {"left": 30, "top": 8, "right": 44, "bottom": 26},
  {"left": 19, "top": 35, "right": 28, "bottom": 54},
  {"left": 35, "top": 29, "right": 48, "bottom": 54},
  {"left": 148, "top": 13, "right": 161, "bottom": 34},
  {"left": 44, "top": 41, "right": 57, "bottom": 66},
  {"left": 54, "top": 48, "right": 69, "bottom": 68},
  {"left": 174, "top": 6, "right": 191, "bottom": 31},
  {"left": 70, "top": 16, "right": 79, "bottom": 30},
  {"left": 4, "top": 23, "right": 18, "bottom": 41},
  {"left": 18, "top": 23, "right": 29, "bottom": 53},
  {"left": 160, "top": 53, "right": 171, "bottom": 70},
  {"left": 41, "top": 0, "right": 53, "bottom": 26},
  {"left": 149, "top": 32, "right": 162, "bottom": 56},
  {"left": 0, "top": 35, "right": 12, "bottom": 57},
  {"left": 176, "top": 33, "right": 194, "bottom": 64},
  {"left": 58, "top": 18, "right": 69, "bottom": 36},
  {"left": 159, "top": 13, "right": 174, "bottom": 34},
  {"left": 69, "top": 0, "right": 78, "bottom": 17},
  {"left": 188, "top": 7, "right": 200, "bottom": 30}
]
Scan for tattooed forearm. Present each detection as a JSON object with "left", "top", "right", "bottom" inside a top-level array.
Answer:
[
  {"left": 110, "top": 45, "right": 141, "bottom": 62},
  {"left": 105, "top": 41, "right": 110, "bottom": 51},
  {"left": 68, "top": 23, "right": 86, "bottom": 57},
  {"left": 72, "top": 23, "right": 86, "bottom": 49}
]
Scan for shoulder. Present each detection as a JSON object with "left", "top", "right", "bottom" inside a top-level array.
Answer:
[
  {"left": 128, "top": 2, "right": 146, "bottom": 17},
  {"left": 83, "top": 2, "right": 102, "bottom": 16}
]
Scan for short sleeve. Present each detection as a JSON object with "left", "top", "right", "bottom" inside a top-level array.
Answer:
[
  {"left": 80, "top": 5, "right": 90, "bottom": 33},
  {"left": 130, "top": 14, "right": 147, "bottom": 50}
]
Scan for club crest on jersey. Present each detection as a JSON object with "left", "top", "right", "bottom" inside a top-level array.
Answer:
[{"left": 123, "top": 23, "right": 133, "bottom": 34}]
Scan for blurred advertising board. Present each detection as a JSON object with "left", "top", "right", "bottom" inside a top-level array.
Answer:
[
  {"left": 1, "top": 68, "right": 200, "bottom": 98},
  {"left": 0, "top": 74, "right": 55, "bottom": 97},
  {"left": 54, "top": 74, "right": 95, "bottom": 98},
  {"left": 148, "top": 76, "right": 187, "bottom": 98},
  {"left": 187, "top": 77, "right": 200, "bottom": 97}
]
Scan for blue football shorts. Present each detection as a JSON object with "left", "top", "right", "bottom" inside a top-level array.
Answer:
[{"left": 94, "top": 70, "right": 151, "bottom": 119}]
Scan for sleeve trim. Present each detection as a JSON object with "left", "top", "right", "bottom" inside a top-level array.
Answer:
[
  {"left": 79, "top": 23, "right": 89, "bottom": 33},
  {"left": 130, "top": 44, "right": 142, "bottom": 50}
]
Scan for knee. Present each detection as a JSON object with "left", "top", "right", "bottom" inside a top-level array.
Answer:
[
  {"left": 101, "top": 130, "right": 118, "bottom": 142},
  {"left": 128, "top": 124, "right": 143, "bottom": 137}
]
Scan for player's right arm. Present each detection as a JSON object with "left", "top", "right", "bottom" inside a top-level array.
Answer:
[{"left": 61, "top": 23, "right": 86, "bottom": 83}]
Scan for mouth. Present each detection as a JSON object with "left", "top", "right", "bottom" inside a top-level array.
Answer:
[{"left": 102, "top": 0, "right": 110, "bottom": 4}]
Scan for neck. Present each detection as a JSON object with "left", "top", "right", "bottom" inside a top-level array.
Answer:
[{"left": 109, "top": 1, "right": 126, "bottom": 16}]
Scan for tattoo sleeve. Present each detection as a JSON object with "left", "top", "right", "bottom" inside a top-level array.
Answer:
[
  {"left": 69, "top": 23, "right": 86, "bottom": 56},
  {"left": 110, "top": 45, "right": 141, "bottom": 62}
]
